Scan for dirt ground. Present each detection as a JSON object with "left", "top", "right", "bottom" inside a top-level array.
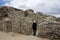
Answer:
[{"left": 0, "top": 31, "right": 49, "bottom": 40}]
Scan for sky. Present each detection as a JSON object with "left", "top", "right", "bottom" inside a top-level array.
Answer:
[{"left": 0, "top": 0, "right": 60, "bottom": 17}]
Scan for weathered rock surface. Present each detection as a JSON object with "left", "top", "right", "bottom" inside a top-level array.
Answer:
[{"left": 0, "top": 6, "right": 60, "bottom": 40}]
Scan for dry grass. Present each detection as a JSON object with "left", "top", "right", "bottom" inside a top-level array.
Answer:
[{"left": 0, "top": 31, "right": 49, "bottom": 40}]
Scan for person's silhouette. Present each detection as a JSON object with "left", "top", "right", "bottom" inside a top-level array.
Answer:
[{"left": 32, "top": 21, "right": 37, "bottom": 36}]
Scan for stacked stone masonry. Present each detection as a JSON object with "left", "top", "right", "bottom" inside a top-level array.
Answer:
[{"left": 0, "top": 6, "right": 60, "bottom": 40}]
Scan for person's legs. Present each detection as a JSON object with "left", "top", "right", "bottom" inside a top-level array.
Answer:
[
  {"left": 34, "top": 31, "right": 36, "bottom": 36},
  {"left": 33, "top": 29, "right": 36, "bottom": 36}
]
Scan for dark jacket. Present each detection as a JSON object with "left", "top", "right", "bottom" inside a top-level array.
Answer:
[{"left": 32, "top": 22, "right": 37, "bottom": 31}]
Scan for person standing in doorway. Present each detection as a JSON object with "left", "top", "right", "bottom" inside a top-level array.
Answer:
[{"left": 32, "top": 20, "right": 37, "bottom": 36}]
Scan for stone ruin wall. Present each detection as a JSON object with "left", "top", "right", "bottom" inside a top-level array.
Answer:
[
  {"left": 0, "top": 6, "right": 60, "bottom": 40},
  {"left": 37, "top": 22, "right": 60, "bottom": 40}
]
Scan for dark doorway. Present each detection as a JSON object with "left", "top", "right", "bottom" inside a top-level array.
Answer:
[{"left": 32, "top": 21, "right": 37, "bottom": 36}]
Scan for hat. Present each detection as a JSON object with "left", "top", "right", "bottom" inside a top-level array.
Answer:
[{"left": 33, "top": 20, "right": 36, "bottom": 22}]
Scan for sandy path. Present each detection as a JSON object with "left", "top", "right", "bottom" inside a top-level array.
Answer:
[{"left": 0, "top": 31, "right": 49, "bottom": 40}]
